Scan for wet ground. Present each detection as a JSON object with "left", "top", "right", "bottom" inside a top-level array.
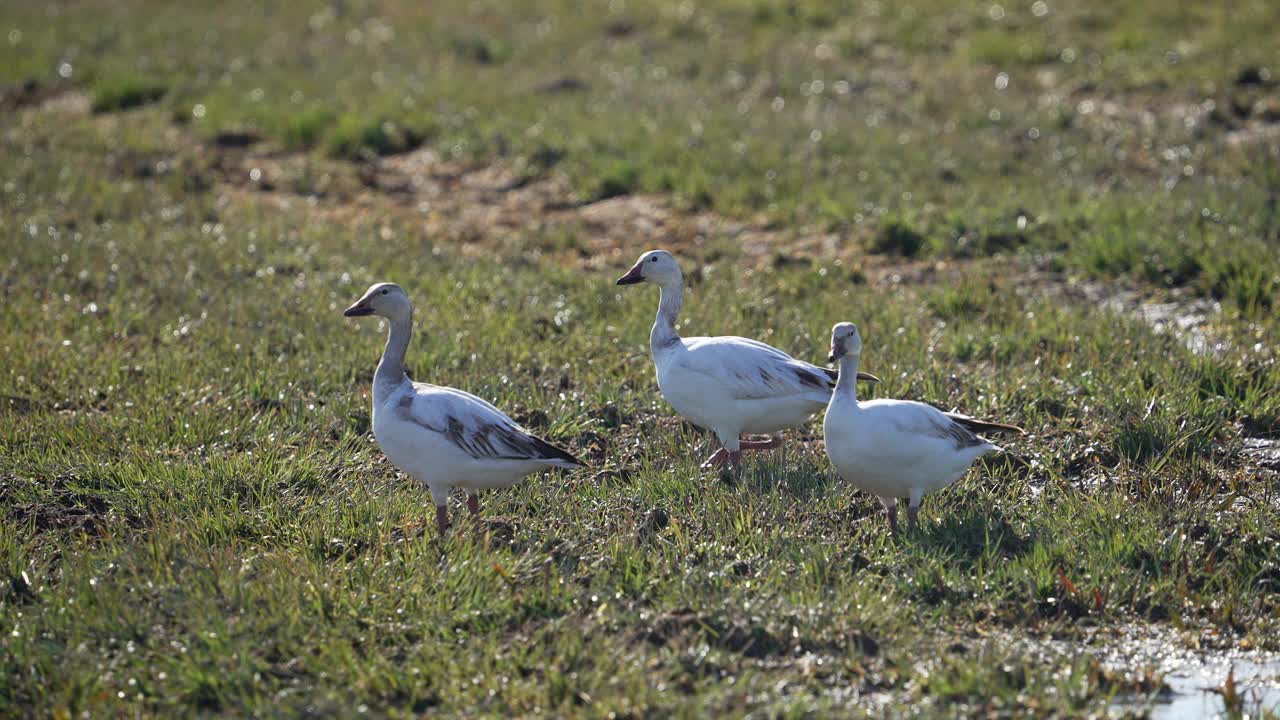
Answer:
[
  {"left": 1048, "top": 625, "right": 1280, "bottom": 717},
  {"left": 1140, "top": 658, "right": 1280, "bottom": 719}
]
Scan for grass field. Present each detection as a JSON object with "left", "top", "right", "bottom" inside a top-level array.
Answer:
[{"left": 3, "top": 1, "right": 1280, "bottom": 716}]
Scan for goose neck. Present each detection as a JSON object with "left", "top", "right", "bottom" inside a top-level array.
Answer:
[
  {"left": 834, "top": 353, "right": 861, "bottom": 403},
  {"left": 650, "top": 281, "right": 683, "bottom": 352},
  {"left": 374, "top": 310, "right": 412, "bottom": 398}
]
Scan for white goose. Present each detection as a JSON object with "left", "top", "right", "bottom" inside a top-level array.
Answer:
[
  {"left": 615, "top": 250, "right": 880, "bottom": 469},
  {"left": 344, "top": 282, "right": 583, "bottom": 536},
  {"left": 823, "top": 322, "right": 1021, "bottom": 534}
]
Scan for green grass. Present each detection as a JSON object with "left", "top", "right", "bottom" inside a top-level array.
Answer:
[
  {"left": 90, "top": 77, "right": 166, "bottom": 113},
  {"left": 281, "top": 107, "right": 335, "bottom": 151},
  {"left": 3, "top": 0, "right": 1280, "bottom": 716},
  {"left": 325, "top": 112, "right": 437, "bottom": 160}
]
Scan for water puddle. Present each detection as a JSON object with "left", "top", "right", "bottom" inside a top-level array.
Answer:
[
  {"left": 1133, "top": 657, "right": 1280, "bottom": 719},
  {"left": 1005, "top": 624, "right": 1280, "bottom": 717},
  {"left": 1242, "top": 437, "right": 1280, "bottom": 471},
  {"left": 1083, "top": 626, "right": 1280, "bottom": 718}
]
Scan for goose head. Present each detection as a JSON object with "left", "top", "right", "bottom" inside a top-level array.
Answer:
[
  {"left": 828, "top": 322, "right": 863, "bottom": 362},
  {"left": 343, "top": 282, "right": 411, "bottom": 321},
  {"left": 616, "top": 250, "right": 682, "bottom": 288}
]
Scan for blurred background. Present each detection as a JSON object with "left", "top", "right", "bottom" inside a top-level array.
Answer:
[{"left": 4, "top": 0, "right": 1278, "bottom": 312}]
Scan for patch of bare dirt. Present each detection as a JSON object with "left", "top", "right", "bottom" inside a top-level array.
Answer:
[
  {"left": 2, "top": 472, "right": 125, "bottom": 538},
  {"left": 1, "top": 82, "right": 92, "bottom": 116},
  {"left": 1, "top": 80, "right": 78, "bottom": 112},
  {"left": 38, "top": 90, "right": 91, "bottom": 115},
  {"left": 865, "top": 256, "right": 995, "bottom": 287},
  {"left": 212, "top": 140, "right": 866, "bottom": 271},
  {"left": 21, "top": 90, "right": 884, "bottom": 271}
]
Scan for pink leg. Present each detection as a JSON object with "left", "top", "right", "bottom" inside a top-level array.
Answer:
[
  {"left": 467, "top": 494, "right": 481, "bottom": 516},
  {"left": 435, "top": 504, "right": 450, "bottom": 536},
  {"left": 884, "top": 499, "right": 899, "bottom": 536},
  {"left": 701, "top": 448, "right": 731, "bottom": 469},
  {"left": 908, "top": 489, "right": 922, "bottom": 532}
]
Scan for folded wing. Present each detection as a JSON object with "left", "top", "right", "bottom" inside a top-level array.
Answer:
[
  {"left": 881, "top": 401, "right": 998, "bottom": 451},
  {"left": 678, "top": 336, "right": 835, "bottom": 400},
  {"left": 397, "top": 385, "right": 583, "bottom": 466}
]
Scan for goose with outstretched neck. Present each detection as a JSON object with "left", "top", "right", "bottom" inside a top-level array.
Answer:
[
  {"left": 344, "top": 282, "right": 583, "bottom": 536},
  {"left": 615, "top": 250, "right": 880, "bottom": 469}
]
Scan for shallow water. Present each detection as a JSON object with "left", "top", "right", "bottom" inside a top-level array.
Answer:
[
  {"left": 1096, "top": 627, "right": 1280, "bottom": 718},
  {"left": 1011, "top": 624, "right": 1280, "bottom": 718},
  {"left": 1130, "top": 657, "right": 1280, "bottom": 719},
  {"left": 1242, "top": 437, "right": 1280, "bottom": 472}
]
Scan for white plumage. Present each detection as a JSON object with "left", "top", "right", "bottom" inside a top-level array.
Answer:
[
  {"left": 616, "top": 250, "right": 878, "bottom": 468},
  {"left": 344, "top": 282, "right": 582, "bottom": 535},
  {"left": 822, "top": 322, "right": 1018, "bottom": 534}
]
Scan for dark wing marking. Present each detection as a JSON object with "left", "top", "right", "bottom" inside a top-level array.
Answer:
[
  {"left": 892, "top": 408, "right": 989, "bottom": 450},
  {"left": 445, "top": 416, "right": 583, "bottom": 465},
  {"left": 793, "top": 365, "right": 834, "bottom": 390},
  {"left": 733, "top": 367, "right": 771, "bottom": 389},
  {"left": 944, "top": 413, "right": 1025, "bottom": 435},
  {"left": 396, "top": 395, "right": 584, "bottom": 465},
  {"left": 522, "top": 434, "right": 584, "bottom": 466},
  {"left": 934, "top": 416, "right": 988, "bottom": 449},
  {"left": 756, "top": 366, "right": 792, "bottom": 391}
]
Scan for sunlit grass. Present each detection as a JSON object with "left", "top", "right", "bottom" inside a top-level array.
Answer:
[{"left": 1, "top": 0, "right": 1279, "bottom": 715}]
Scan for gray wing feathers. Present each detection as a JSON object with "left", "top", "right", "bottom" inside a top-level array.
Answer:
[
  {"left": 890, "top": 405, "right": 993, "bottom": 451},
  {"left": 397, "top": 391, "right": 583, "bottom": 466},
  {"left": 681, "top": 338, "right": 833, "bottom": 400}
]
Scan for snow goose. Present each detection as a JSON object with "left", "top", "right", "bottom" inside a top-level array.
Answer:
[
  {"left": 823, "top": 322, "right": 1021, "bottom": 534},
  {"left": 344, "top": 282, "right": 583, "bottom": 536},
  {"left": 615, "top": 250, "right": 880, "bottom": 469}
]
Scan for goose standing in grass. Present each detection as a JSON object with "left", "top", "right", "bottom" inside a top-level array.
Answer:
[
  {"left": 823, "top": 322, "right": 1021, "bottom": 534},
  {"left": 344, "top": 282, "right": 583, "bottom": 536},
  {"left": 615, "top": 250, "right": 880, "bottom": 469}
]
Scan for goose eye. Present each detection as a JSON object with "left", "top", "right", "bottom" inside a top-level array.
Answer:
[
  {"left": 649, "top": 257, "right": 658, "bottom": 263},
  {"left": 380, "top": 289, "right": 389, "bottom": 295}
]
